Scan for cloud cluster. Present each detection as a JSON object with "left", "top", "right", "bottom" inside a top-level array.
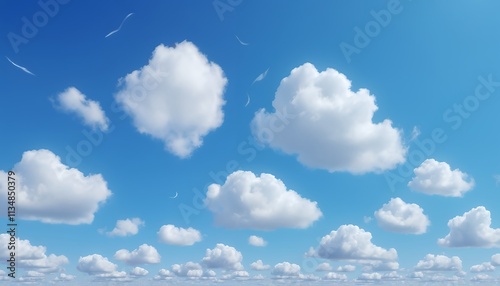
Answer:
[
  {"left": 205, "top": 170, "right": 322, "bottom": 230},
  {"left": 157, "top": 224, "right": 202, "bottom": 246},
  {"left": 0, "top": 149, "right": 111, "bottom": 224},
  {"left": 408, "top": 159, "right": 474, "bottom": 197},
  {"left": 251, "top": 62, "right": 406, "bottom": 174},
  {"left": 115, "top": 41, "right": 227, "bottom": 158},
  {"left": 438, "top": 206, "right": 500, "bottom": 247},
  {"left": 374, "top": 197, "right": 430, "bottom": 234},
  {"left": 54, "top": 86, "right": 109, "bottom": 131}
]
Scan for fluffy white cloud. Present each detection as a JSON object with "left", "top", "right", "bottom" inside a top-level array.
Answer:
[
  {"left": 315, "top": 262, "right": 332, "bottom": 272},
  {"left": 248, "top": 235, "right": 267, "bottom": 247},
  {"left": 157, "top": 224, "right": 202, "bottom": 246},
  {"left": 114, "top": 244, "right": 161, "bottom": 265},
  {"left": 77, "top": 254, "right": 117, "bottom": 274},
  {"left": 415, "top": 254, "right": 462, "bottom": 271},
  {"left": 491, "top": 254, "right": 500, "bottom": 266},
  {"left": 336, "top": 264, "right": 356, "bottom": 272},
  {"left": 251, "top": 260, "right": 270, "bottom": 271},
  {"left": 54, "top": 86, "right": 109, "bottom": 131},
  {"left": 130, "top": 267, "right": 149, "bottom": 276},
  {"left": 323, "top": 272, "right": 347, "bottom": 281},
  {"left": 202, "top": 244, "right": 244, "bottom": 270},
  {"left": 438, "top": 206, "right": 500, "bottom": 247},
  {"left": 171, "top": 262, "right": 214, "bottom": 278},
  {"left": 0, "top": 234, "right": 68, "bottom": 273},
  {"left": 408, "top": 159, "right": 474, "bottom": 197},
  {"left": 471, "top": 274, "right": 494, "bottom": 282},
  {"left": 374, "top": 197, "right": 430, "bottom": 234},
  {"left": 317, "top": 224, "right": 398, "bottom": 261},
  {"left": 115, "top": 41, "right": 227, "bottom": 158},
  {"left": 0, "top": 149, "right": 111, "bottom": 224},
  {"left": 107, "top": 218, "right": 144, "bottom": 237},
  {"left": 272, "top": 262, "right": 301, "bottom": 277},
  {"left": 470, "top": 262, "right": 495, "bottom": 272},
  {"left": 205, "top": 170, "right": 322, "bottom": 230},
  {"left": 251, "top": 62, "right": 406, "bottom": 174}
]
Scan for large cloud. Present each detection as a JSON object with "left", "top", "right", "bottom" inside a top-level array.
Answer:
[
  {"left": 202, "top": 244, "right": 244, "bottom": 270},
  {"left": 114, "top": 244, "right": 161, "bottom": 265},
  {"left": 251, "top": 62, "right": 406, "bottom": 174},
  {"left": 205, "top": 170, "right": 322, "bottom": 230},
  {"left": 0, "top": 234, "right": 68, "bottom": 273},
  {"left": 408, "top": 159, "right": 474, "bottom": 197},
  {"left": 415, "top": 254, "right": 462, "bottom": 271},
  {"left": 115, "top": 41, "right": 227, "bottom": 158},
  {"left": 157, "top": 224, "right": 202, "bottom": 246},
  {"left": 317, "top": 224, "right": 397, "bottom": 261},
  {"left": 107, "top": 218, "right": 144, "bottom": 237},
  {"left": 374, "top": 197, "right": 430, "bottom": 234},
  {"left": 53, "top": 86, "right": 109, "bottom": 131},
  {"left": 0, "top": 149, "right": 111, "bottom": 224},
  {"left": 272, "top": 262, "right": 301, "bottom": 278},
  {"left": 438, "top": 206, "right": 500, "bottom": 247}
]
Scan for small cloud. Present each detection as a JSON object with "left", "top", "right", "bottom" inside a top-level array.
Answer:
[
  {"left": 157, "top": 224, "right": 202, "bottom": 246},
  {"left": 114, "top": 244, "right": 161, "bottom": 265},
  {"left": 53, "top": 87, "right": 109, "bottom": 131},
  {"left": 250, "top": 260, "right": 270, "bottom": 271},
  {"left": 248, "top": 235, "right": 267, "bottom": 247},
  {"left": 107, "top": 218, "right": 144, "bottom": 237}
]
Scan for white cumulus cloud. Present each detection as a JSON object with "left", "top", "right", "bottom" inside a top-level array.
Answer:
[
  {"left": 315, "top": 262, "right": 332, "bottom": 272},
  {"left": 54, "top": 86, "right": 109, "bottom": 131},
  {"left": 77, "top": 254, "right": 117, "bottom": 274},
  {"left": 470, "top": 262, "right": 495, "bottom": 272},
  {"left": 408, "top": 159, "right": 474, "bottom": 197},
  {"left": 115, "top": 41, "right": 227, "bottom": 158},
  {"left": 107, "top": 218, "right": 144, "bottom": 237},
  {"left": 438, "top": 206, "right": 500, "bottom": 247},
  {"left": 130, "top": 267, "right": 149, "bottom": 276},
  {"left": 0, "top": 149, "right": 112, "bottom": 224},
  {"left": 251, "top": 260, "right": 270, "bottom": 271},
  {"left": 157, "top": 224, "right": 202, "bottom": 246},
  {"left": 248, "top": 235, "right": 267, "bottom": 247},
  {"left": 251, "top": 62, "right": 406, "bottom": 174},
  {"left": 171, "top": 262, "right": 214, "bottom": 278},
  {"left": 202, "top": 244, "right": 244, "bottom": 270},
  {"left": 0, "top": 234, "right": 68, "bottom": 273},
  {"left": 415, "top": 254, "right": 462, "bottom": 271},
  {"left": 114, "top": 244, "right": 161, "bottom": 265},
  {"left": 205, "top": 170, "right": 322, "bottom": 230},
  {"left": 324, "top": 272, "right": 347, "bottom": 280},
  {"left": 374, "top": 197, "right": 430, "bottom": 234},
  {"left": 317, "top": 224, "right": 398, "bottom": 261},
  {"left": 272, "top": 262, "right": 301, "bottom": 277}
]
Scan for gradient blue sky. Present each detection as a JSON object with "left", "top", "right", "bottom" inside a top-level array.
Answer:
[{"left": 2, "top": 0, "right": 500, "bottom": 285}]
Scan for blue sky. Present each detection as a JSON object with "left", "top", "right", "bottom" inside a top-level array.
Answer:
[{"left": 1, "top": 0, "right": 500, "bottom": 285}]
